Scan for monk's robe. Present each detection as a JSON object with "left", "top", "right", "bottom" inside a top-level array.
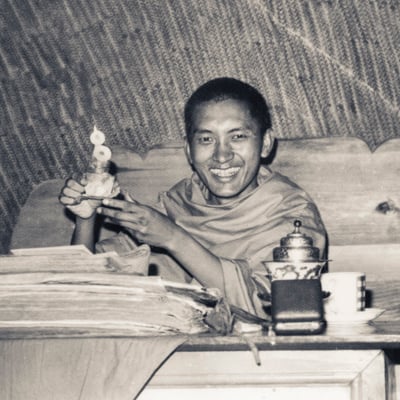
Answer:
[{"left": 98, "top": 166, "right": 327, "bottom": 318}]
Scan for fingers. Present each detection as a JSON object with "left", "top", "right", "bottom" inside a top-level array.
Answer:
[
  {"left": 98, "top": 203, "right": 144, "bottom": 223},
  {"left": 64, "top": 178, "right": 86, "bottom": 193},
  {"left": 59, "top": 194, "right": 76, "bottom": 206},
  {"left": 58, "top": 178, "right": 85, "bottom": 205},
  {"left": 101, "top": 197, "right": 139, "bottom": 210},
  {"left": 97, "top": 197, "right": 149, "bottom": 233},
  {"left": 99, "top": 208, "right": 148, "bottom": 235}
]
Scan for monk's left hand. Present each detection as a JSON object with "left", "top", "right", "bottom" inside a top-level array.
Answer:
[{"left": 97, "top": 193, "right": 179, "bottom": 248}]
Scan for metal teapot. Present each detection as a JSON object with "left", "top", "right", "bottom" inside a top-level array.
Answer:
[{"left": 263, "top": 220, "right": 326, "bottom": 281}]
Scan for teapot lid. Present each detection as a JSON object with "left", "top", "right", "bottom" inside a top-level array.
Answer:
[
  {"left": 280, "top": 220, "right": 313, "bottom": 247},
  {"left": 272, "top": 219, "right": 321, "bottom": 262}
]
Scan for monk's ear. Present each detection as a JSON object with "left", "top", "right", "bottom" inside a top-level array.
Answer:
[
  {"left": 261, "top": 132, "right": 274, "bottom": 158},
  {"left": 184, "top": 138, "right": 193, "bottom": 164}
]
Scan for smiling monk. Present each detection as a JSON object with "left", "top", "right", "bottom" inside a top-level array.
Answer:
[{"left": 59, "top": 77, "right": 326, "bottom": 318}]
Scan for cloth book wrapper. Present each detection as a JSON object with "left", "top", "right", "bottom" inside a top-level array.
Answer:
[{"left": 0, "top": 245, "right": 234, "bottom": 399}]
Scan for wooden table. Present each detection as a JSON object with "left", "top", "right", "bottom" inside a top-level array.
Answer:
[
  {"left": 137, "top": 321, "right": 399, "bottom": 400},
  {"left": 1, "top": 321, "right": 399, "bottom": 400}
]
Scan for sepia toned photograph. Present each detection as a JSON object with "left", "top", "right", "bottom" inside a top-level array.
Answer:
[{"left": 0, "top": 1, "right": 399, "bottom": 398}]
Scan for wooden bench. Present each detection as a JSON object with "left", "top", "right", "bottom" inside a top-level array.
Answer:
[{"left": 11, "top": 137, "right": 400, "bottom": 321}]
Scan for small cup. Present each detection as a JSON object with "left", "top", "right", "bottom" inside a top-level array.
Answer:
[{"left": 321, "top": 272, "right": 366, "bottom": 315}]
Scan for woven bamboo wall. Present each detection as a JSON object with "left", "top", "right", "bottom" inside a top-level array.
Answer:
[{"left": 1, "top": 0, "right": 400, "bottom": 254}]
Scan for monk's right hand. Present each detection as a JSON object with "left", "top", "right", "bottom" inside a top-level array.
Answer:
[{"left": 59, "top": 177, "right": 98, "bottom": 219}]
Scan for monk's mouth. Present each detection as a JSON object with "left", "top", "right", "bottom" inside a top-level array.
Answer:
[{"left": 209, "top": 167, "right": 241, "bottom": 179}]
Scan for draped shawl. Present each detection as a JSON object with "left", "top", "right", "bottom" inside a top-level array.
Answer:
[{"left": 155, "top": 166, "right": 326, "bottom": 316}]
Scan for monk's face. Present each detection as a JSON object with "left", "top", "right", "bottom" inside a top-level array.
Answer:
[{"left": 186, "top": 99, "right": 271, "bottom": 205}]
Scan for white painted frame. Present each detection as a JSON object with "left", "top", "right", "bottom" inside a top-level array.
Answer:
[{"left": 139, "top": 349, "right": 390, "bottom": 400}]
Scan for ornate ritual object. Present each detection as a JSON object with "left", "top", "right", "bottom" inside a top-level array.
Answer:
[{"left": 263, "top": 220, "right": 327, "bottom": 335}]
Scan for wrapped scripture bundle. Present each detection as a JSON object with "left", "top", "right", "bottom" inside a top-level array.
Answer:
[
  {"left": 0, "top": 283, "right": 212, "bottom": 336},
  {"left": 0, "top": 249, "right": 230, "bottom": 338},
  {"left": 6, "top": 245, "right": 150, "bottom": 276}
]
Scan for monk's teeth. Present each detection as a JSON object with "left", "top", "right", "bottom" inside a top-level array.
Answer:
[{"left": 210, "top": 167, "right": 240, "bottom": 177}]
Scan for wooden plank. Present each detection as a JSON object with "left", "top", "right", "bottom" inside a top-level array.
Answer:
[
  {"left": 113, "top": 137, "right": 400, "bottom": 246},
  {"left": 112, "top": 144, "right": 192, "bottom": 205},
  {"left": 328, "top": 244, "right": 400, "bottom": 280},
  {"left": 272, "top": 138, "right": 400, "bottom": 246},
  {"left": 328, "top": 244, "right": 400, "bottom": 321},
  {"left": 11, "top": 137, "right": 400, "bottom": 249},
  {"left": 11, "top": 179, "right": 75, "bottom": 249}
]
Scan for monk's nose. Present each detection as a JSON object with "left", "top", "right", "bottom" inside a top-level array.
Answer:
[{"left": 213, "top": 141, "right": 233, "bottom": 163}]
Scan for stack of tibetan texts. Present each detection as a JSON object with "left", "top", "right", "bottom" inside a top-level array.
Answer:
[{"left": 0, "top": 245, "right": 224, "bottom": 338}]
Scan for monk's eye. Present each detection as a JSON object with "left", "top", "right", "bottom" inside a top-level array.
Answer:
[
  {"left": 232, "top": 133, "right": 249, "bottom": 141},
  {"left": 197, "top": 136, "right": 215, "bottom": 144}
]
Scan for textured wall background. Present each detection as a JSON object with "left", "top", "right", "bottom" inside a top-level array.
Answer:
[{"left": 1, "top": 0, "right": 400, "bottom": 253}]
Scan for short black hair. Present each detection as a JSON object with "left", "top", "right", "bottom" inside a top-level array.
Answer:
[{"left": 184, "top": 77, "right": 271, "bottom": 138}]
